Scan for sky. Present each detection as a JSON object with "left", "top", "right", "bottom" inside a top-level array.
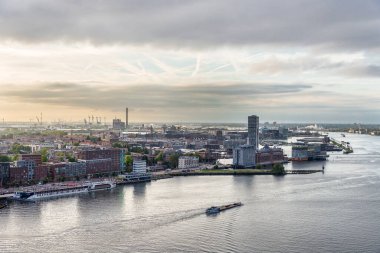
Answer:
[{"left": 1, "top": 0, "right": 380, "bottom": 123}]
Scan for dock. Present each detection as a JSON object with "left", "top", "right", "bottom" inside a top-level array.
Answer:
[
  {"left": 0, "top": 194, "right": 13, "bottom": 200},
  {"left": 285, "top": 170, "right": 323, "bottom": 174},
  {"left": 169, "top": 169, "right": 323, "bottom": 177}
]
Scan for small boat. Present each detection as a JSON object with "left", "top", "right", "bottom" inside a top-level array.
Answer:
[{"left": 206, "top": 202, "right": 242, "bottom": 215}]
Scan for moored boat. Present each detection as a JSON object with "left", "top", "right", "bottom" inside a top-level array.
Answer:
[
  {"left": 87, "top": 180, "right": 116, "bottom": 191},
  {"left": 12, "top": 185, "right": 89, "bottom": 201}
]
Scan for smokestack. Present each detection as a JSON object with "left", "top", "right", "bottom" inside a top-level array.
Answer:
[{"left": 126, "top": 107, "right": 128, "bottom": 128}]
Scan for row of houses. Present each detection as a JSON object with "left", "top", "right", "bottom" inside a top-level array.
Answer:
[{"left": 0, "top": 148, "right": 125, "bottom": 186}]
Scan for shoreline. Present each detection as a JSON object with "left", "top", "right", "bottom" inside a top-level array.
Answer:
[
  {"left": 0, "top": 169, "right": 322, "bottom": 198},
  {"left": 169, "top": 169, "right": 323, "bottom": 177}
]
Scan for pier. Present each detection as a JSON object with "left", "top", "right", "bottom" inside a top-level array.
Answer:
[
  {"left": 0, "top": 194, "right": 13, "bottom": 200},
  {"left": 285, "top": 170, "right": 323, "bottom": 174},
  {"left": 331, "top": 138, "right": 353, "bottom": 154},
  {"left": 169, "top": 169, "right": 323, "bottom": 177}
]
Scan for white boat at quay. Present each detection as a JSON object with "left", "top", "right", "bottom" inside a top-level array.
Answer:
[{"left": 12, "top": 180, "right": 116, "bottom": 201}]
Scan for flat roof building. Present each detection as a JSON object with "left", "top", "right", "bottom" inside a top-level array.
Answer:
[
  {"left": 233, "top": 144, "right": 256, "bottom": 168},
  {"left": 178, "top": 156, "right": 199, "bottom": 169},
  {"left": 133, "top": 159, "right": 147, "bottom": 174}
]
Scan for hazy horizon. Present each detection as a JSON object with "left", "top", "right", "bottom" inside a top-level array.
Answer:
[{"left": 1, "top": 1, "right": 380, "bottom": 123}]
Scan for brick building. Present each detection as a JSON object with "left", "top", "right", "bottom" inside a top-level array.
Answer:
[
  {"left": 256, "top": 146, "right": 287, "bottom": 166},
  {"left": 33, "top": 165, "right": 49, "bottom": 181},
  {"left": 82, "top": 158, "right": 113, "bottom": 176},
  {"left": 76, "top": 148, "right": 125, "bottom": 171},
  {"left": 0, "top": 162, "right": 10, "bottom": 187},
  {"left": 20, "top": 154, "right": 42, "bottom": 166},
  {"left": 9, "top": 167, "right": 28, "bottom": 184}
]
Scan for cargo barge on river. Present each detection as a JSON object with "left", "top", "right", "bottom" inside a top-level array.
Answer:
[{"left": 206, "top": 202, "right": 242, "bottom": 214}]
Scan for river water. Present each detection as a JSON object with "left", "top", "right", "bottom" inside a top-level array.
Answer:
[{"left": 1, "top": 133, "right": 380, "bottom": 253}]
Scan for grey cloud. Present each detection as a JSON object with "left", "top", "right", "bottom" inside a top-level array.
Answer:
[
  {"left": 1, "top": 82, "right": 312, "bottom": 110},
  {"left": 249, "top": 56, "right": 345, "bottom": 74},
  {"left": 1, "top": 0, "right": 380, "bottom": 50},
  {"left": 249, "top": 56, "right": 380, "bottom": 79},
  {"left": 342, "top": 65, "right": 380, "bottom": 77}
]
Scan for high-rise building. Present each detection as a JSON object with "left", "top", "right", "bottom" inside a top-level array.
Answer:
[
  {"left": 126, "top": 107, "right": 128, "bottom": 128},
  {"left": 248, "top": 115, "right": 259, "bottom": 149},
  {"left": 233, "top": 115, "right": 259, "bottom": 168}
]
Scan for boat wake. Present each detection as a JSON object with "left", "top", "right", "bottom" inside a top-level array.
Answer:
[{"left": 113, "top": 208, "right": 205, "bottom": 233}]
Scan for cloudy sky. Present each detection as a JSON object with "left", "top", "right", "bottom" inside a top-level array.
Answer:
[{"left": 1, "top": 0, "right": 380, "bottom": 123}]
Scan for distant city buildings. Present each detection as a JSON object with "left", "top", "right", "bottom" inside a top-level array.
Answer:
[
  {"left": 233, "top": 115, "right": 259, "bottom": 168},
  {"left": 261, "top": 126, "right": 289, "bottom": 140},
  {"left": 126, "top": 107, "right": 129, "bottom": 128},
  {"left": 178, "top": 156, "right": 199, "bottom": 169},
  {"left": 0, "top": 109, "right": 303, "bottom": 187},
  {"left": 233, "top": 114, "right": 287, "bottom": 168},
  {"left": 112, "top": 119, "right": 125, "bottom": 130},
  {"left": 291, "top": 143, "right": 328, "bottom": 161}
]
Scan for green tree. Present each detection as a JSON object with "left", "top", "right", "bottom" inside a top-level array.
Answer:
[
  {"left": 169, "top": 154, "right": 180, "bottom": 169},
  {"left": 124, "top": 155, "right": 133, "bottom": 172},
  {"left": 10, "top": 143, "right": 31, "bottom": 154},
  {"left": 155, "top": 151, "right": 164, "bottom": 162},
  {"left": 112, "top": 142, "right": 124, "bottom": 148},
  {"left": 11, "top": 154, "right": 19, "bottom": 161},
  {"left": 0, "top": 155, "right": 10, "bottom": 162},
  {"left": 40, "top": 148, "right": 49, "bottom": 162},
  {"left": 272, "top": 164, "right": 286, "bottom": 176},
  {"left": 129, "top": 146, "right": 146, "bottom": 154},
  {"left": 68, "top": 157, "right": 76, "bottom": 162}
]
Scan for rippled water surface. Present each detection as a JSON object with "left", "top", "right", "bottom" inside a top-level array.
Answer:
[{"left": 1, "top": 133, "right": 380, "bottom": 252}]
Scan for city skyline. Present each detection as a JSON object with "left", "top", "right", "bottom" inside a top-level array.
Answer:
[{"left": 2, "top": 1, "right": 380, "bottom": 123}]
